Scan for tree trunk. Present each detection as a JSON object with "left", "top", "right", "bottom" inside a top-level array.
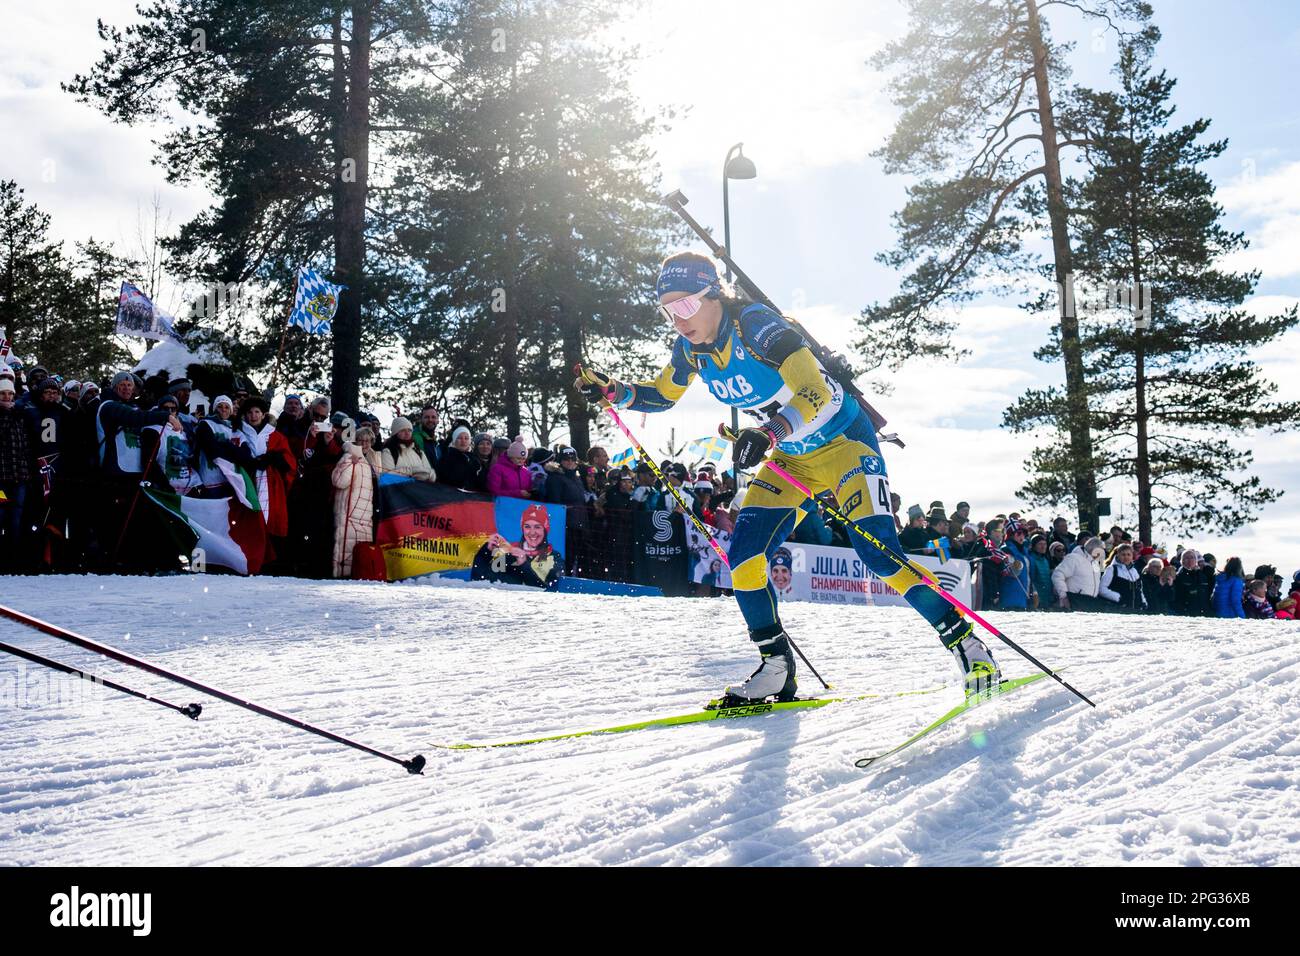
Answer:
[
  {"left": 1025, "top": 0, "right": 1098, "bottom": 534},
  {"left": 332, "top": 2, "right": 370, "bottom": 413},
  {"left": 1127, "top": 109, "right": 1152, "bottom": 545},
  {"left": 502, "top": 57, "right": 522, "bottom": 439}
]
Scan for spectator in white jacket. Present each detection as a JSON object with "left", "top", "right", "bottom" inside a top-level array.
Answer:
[
  {"left": 380, "top": 416, "right": 436, "bottom": 482},
  {"left": 1052, "top": 536, "right": 1106, "bottom": 611},
  {"left": 1099, "top": 543, "right": 1147, "bottom": 613}
]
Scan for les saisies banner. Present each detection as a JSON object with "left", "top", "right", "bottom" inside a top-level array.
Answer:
[{"left": 375, "top": 477, "right": 566, "bottom": 582}]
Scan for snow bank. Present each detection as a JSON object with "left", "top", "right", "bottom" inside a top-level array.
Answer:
[
  {"left": 133, "top": 338, "right": 226, "bottom": 377},
  {"left": 1, "top": 575, "right": 1296, "bottom": 866}
]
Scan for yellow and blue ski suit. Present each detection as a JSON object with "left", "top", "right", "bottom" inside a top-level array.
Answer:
[{"left": 617, "top": 302, "right": 963, "bottom": 648}]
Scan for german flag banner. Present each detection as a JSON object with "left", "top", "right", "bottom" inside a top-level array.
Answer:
[{"left": 375, "top": 478, "right": 567, "bottom": 585}]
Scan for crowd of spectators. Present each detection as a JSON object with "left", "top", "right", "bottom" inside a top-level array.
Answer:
[
  {"left": 890, "top": 499, "right": 1299, "bottom": 619},
  {"left": 0, "top": 361, "right": 742, "bottom": 583},
  {"left": 1, "top": 358, "right": 1296, "bottom": 620}
]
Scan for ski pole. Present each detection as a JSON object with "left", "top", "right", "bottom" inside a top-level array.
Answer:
[
  {"left": 578, "top": 365, "right": 730, "bottom": 569},
  {"left": 718, "top": 425, "right": 1095, "bottom": 708},
  {"left": 0, "top": 604, "right": 427, "bottom": 774},
  {"left": 578, "top": 365, "right": 832, "bottom": 691},
  {"left": 0, "top": 639, "right": 202, "bottom": 720}
]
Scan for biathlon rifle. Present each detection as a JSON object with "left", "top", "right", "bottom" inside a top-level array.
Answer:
[{"left": 660, "top": 189, "right": 902, "bottom": 448}]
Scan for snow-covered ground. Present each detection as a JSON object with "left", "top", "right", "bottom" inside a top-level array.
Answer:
[{"left": 1, "top": 574, "right": 1297, "bottom": 866}]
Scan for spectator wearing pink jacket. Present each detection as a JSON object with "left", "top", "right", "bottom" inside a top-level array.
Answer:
[{"left": 487, "top": 439, "right": 532, "bottom": 499}]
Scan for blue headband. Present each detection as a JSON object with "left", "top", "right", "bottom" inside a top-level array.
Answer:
[
  {"left": 656, "top": 259, "right": 720, "bottom": 299},
  {"left": 770, "top": 548, "right": 793, "bottom": 570}
]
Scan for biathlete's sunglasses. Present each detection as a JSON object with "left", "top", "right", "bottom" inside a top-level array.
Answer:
[{"left": 657, "top": 286, "right": 714, "bottom": 323}]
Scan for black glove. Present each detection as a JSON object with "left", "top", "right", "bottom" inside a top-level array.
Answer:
[
  {"left": 252, "top": 453, "right": 270, "bottom": 469},
  {"left": 574, "top": 366, "right": 623, "bottom": 405},
  {"left": 266, "top": 449, "right": 288, "bottom": 472},
  {"left": 732, "top": 427, "right": 775, "bottom": 470}
]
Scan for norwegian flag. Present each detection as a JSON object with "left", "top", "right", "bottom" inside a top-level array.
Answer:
[{"left": 0, "top": 327, "right": 11, "bottom": 362}]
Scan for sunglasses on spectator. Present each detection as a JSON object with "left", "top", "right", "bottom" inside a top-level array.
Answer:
[{"left": 657, "top": 287, "right": 714, "bottom": 323}]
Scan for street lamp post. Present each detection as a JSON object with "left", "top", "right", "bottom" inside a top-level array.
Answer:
[{"left": 722, "top": 143, "right": 756, "bottom": 437}]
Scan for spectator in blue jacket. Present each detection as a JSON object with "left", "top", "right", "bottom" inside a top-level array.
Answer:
[
  {"left": 1212, "top": 556, "right": 1246, "bottom": 618},
  {"left": 998, "top": 519, "right": 1032, "bottom": 609}
]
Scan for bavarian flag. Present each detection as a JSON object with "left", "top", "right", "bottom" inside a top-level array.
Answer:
[
  {"left": 289, "top": 266, "right": 344, "bottom": 335},
  {"left": 686, "top": 435, "right": 727, "bottom": 463},
  {"left": 142, "top": 486, "right": 267, "bottom": 575}
]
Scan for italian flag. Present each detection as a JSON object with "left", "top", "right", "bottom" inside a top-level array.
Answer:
[{"left": 143, "top": 486, "right": 267, "bottom": 575}]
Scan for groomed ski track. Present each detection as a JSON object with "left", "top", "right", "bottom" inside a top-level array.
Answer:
[{"left": 1, "top": 575, "right": 1296, "bottom": 866}]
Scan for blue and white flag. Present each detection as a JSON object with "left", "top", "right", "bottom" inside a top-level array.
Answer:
[
  {"left": 116, "top": 282, "right": 184, "bottom": 343},
  {"left": 289, "top": 267, "right": 344, "bottom": 336},
  {"left": 685, "top": 435, "right": 728, "bottom": 463}
]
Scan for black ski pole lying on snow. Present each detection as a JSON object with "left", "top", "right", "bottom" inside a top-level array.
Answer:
[
  {"left": 0, "top": 604, "right": 427, "bottom": 775},
  {"left": 0, "top": 639, "right": 203, "bottom": 720}
]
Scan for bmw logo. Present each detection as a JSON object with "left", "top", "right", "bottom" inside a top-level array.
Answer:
[{"left": 862, "top": 455, "right": 882, "bottom": 474}]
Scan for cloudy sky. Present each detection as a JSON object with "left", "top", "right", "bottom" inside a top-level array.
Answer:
[{"left": 1, "top": 0, "right": 1298, "bottom": 566}]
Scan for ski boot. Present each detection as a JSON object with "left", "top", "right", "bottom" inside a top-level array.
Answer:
[
  {"left": 717, "top": 631, "right": 798, "bottom": 706},
  {"left": 938, "top": 608, "right": 1002, "bottom": 697}
]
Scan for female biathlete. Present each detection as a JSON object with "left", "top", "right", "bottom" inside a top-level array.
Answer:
[{"left": 576, "top": 252, "right": 1000, "bottom": 703}]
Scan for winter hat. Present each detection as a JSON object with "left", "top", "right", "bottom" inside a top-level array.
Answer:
[
  {"left": 1004, "top": 518, "right": 1025, "bottom": 536},
  {"left": 168, "top": 378, "right": 193, "bottom": 393},
  {"left": 694, "top": 477, "right": 714, "bottom": 492},
  {"left": 390, "top": 416, "right": 413, "bottom": 434},
  {"left": 63, "top": 379, "right": 80, "bottom": 394},
  {"left": 241, "top": 395, "right": 271, "bottom": 416},
  {"left": 310, "top": 396, "right": 331, "bottom": 413},
  {"left": 493, "top": 437, "right": 511, "bottom": 452},
  {"left": 283, "top": 393, "right": 303, "bottom": 405},
  {"left": 506, "top": 440, "right": 527, "bottom": 459},
  {"left": 668, "top": 462, "right": 688, "bottom": 481},
  {"left": 656, "top": 255, "right": 721, "bottom": 299},
  {"left": 111, "top": 370, "right": 134, "bottom": 388},
  {"left": 0, "top": 379, "right": 14, "bottom": 397},
  {"left": 451, "top": 425, "right": 472, "bottom": 444},
  {"left": 520, "top": 504, "right": 550, "bottom": 533},
  {"left": 529, "top": 448, "right": 554, "bottom": 466},
  {"left": 213, "top": 394, "right": 233, "bottom": 411},
  {"left": 558, "top": 446, "right": 578, "bottom": 460},
  {"left": 473, "top": 432, "right": 491, "bottom": 446}
]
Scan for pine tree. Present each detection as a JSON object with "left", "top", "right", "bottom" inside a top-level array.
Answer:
[
  {"left": 0, "top": 181, "right": 130, "bottom": 378},
  {"left": 67, "top": 0, "right": 442, "bottom": 410},
  {"left": 388, "top": 0, "right": 676, "bottom": 449},
  {"left": 860, "top": 0, "right": 1153, "bottom": 532},
  {"left": 1004, "top": 36, "right": 1300, "bottom": 540}
]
